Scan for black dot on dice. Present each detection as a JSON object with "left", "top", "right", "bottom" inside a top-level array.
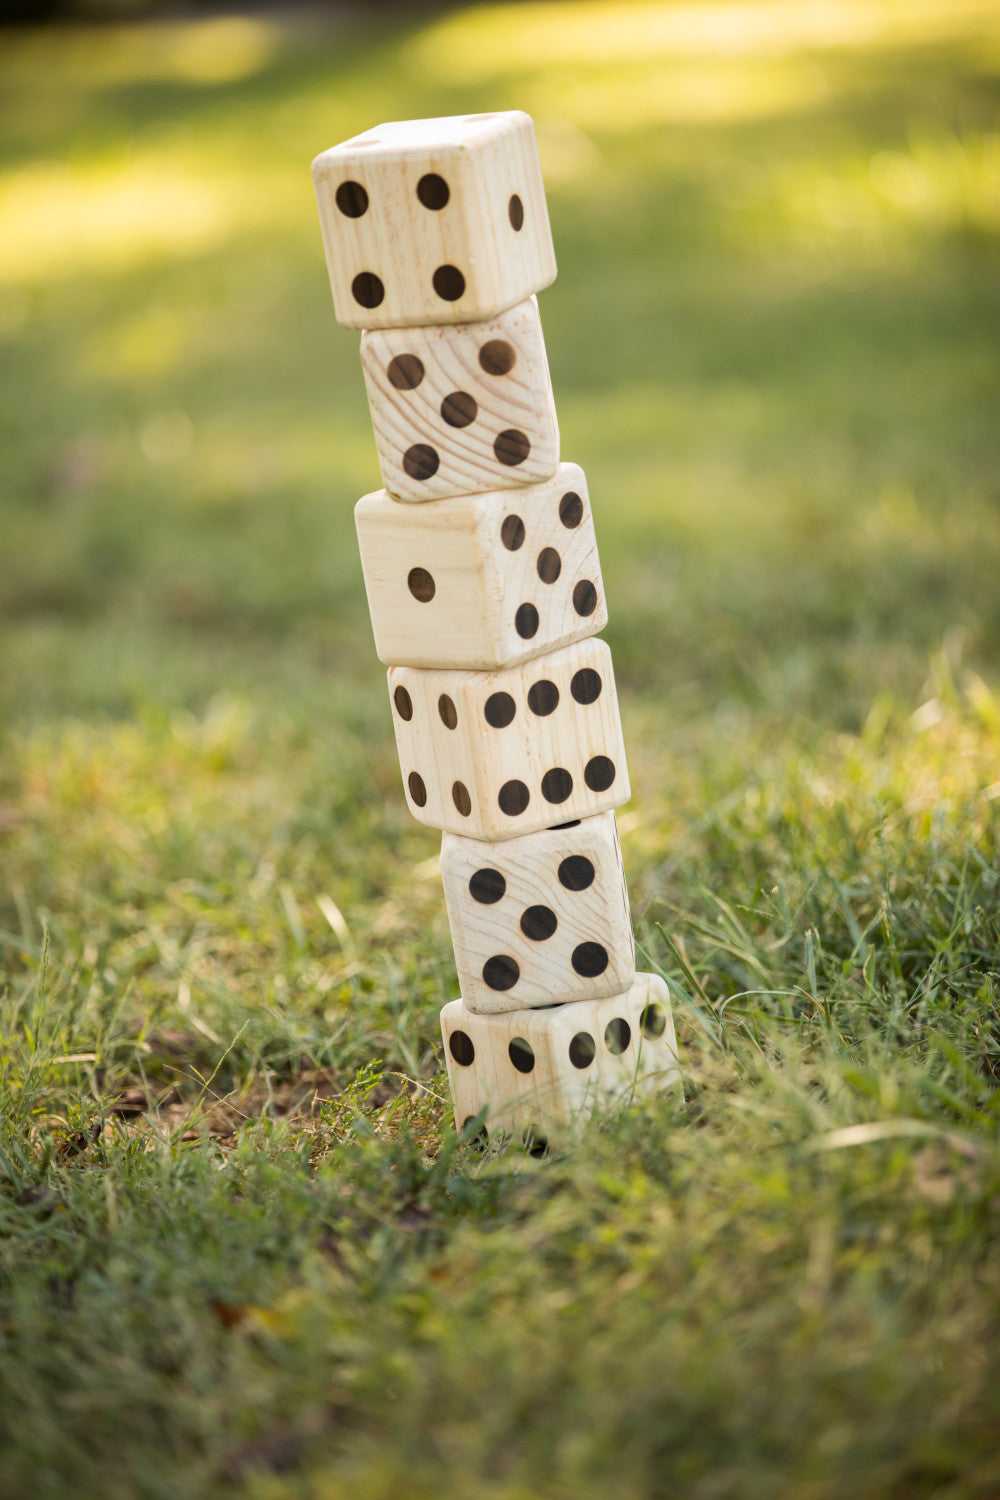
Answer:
[
  {"left": 393, "top": 685, "right": 413, "bottom": 721},
  {"left": 498, "top": 780, "right": 530, "bottom": 816},
  {"left": 484, "top": 691, "right": 516, "bottom": 728},
  {"left": 403, "top": 444, "right": 439, "bottom": 481},
  {"left": 407, "top": 771, "right": 427, "bottom": 807},
  {"left": 417, "top": 172, "right": 449, "bottom": 209},
  {"left": 569, "top": 1032, "right": 596, "bottom": 1070},
  {"left": 573, "top": 580, "right": 598, "bottom": 617},
  {"left": 537, "top": 547, "right": 561, "bottom": 584},
  {"left": 508, "top": 1036, "right": 534, "bottom": 1073},
  {"left": 449, "top": 1030, "right": 474, "bottom": 1066},
  {"left": 572, "top": 941, "right": 609, "bottom": 978},
  {"left": 558, "top": 855, "right": 595, "bottom": 891},
  {"left": 559, "top": 491, "right": 584, "bottom": 528},
  {"left": 437, "top": 693, "right": 457, "bottom": 729},
  {"left": 515, "top": 603, "right": 539, "bottom": 639},
  {"left": 484, "top": 955, "right": 520, "bottom": 992},
  {"left": 520, "top": 905, "right": 557, "bottom": 941},
  {"left": 604, "top": 1017, "right": 631, "bottom": 1055},
  {"left": 641, "top": 1003, "right": 667, "bottom": 1039},
  {"left": 571, "top": 668, "right": 603, "bottom": 704},
  {"left": 527, "top": 680, "right": 559, "bottom": 716},
  {"left": 501, "top": 514, "right": 525, "bottom": 551},
  {"left": 479, "top": 340, "right": 516, "bottom": 376},
  {"left": 508, "top": 194, "right": 524, "bottom": 230},
  {"left": 470, "top": 868, "right": 506, "bottom": 904},
  {"left": 351, "top": 271, "right": 384, "bottom": 309},
  {"left": 584, "top": 756, "right": 616, "bottom": 793},
  {"left": 387, "top": 354, "right": 424, "bottom": 390},
  {"left": 495, "top": 429, "right": 531, "bottom": 467},
  {"left": 335, "top": 180, "right": 368, "bottom": 217},
  {"left": 452, "top": 781, "right": 471, "bottom": 817},
  {"left": 441, "top": 391, "right": 478, "bottom": 428},
  {"left": 524, "top": 1127, "right": 548, "bottom": 1157},
  {"left": 408, "top": 566, "right": 435, "bottom": 602},
  {"left": 433, "top": 264, "right": 465, "bottom": 301},
  {"left": 541, "top": 767, "right": 573, "bottom": 804}
]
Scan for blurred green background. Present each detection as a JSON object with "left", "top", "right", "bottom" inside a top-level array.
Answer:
[{"left": 0, "top": 3, "right": 998, "bottom": 1496}]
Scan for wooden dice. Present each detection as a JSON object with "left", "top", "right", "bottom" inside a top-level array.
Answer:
[
  {"left": 361, "top": 296, "right": 559, "bottom": 501},
  {"left": 441, "top": 973, "right": 681, "bottom": 1145},
  {"left": 440, "top": 812, "right": 635, "bottom": 1013},
  {"left": 312, "top": 112, "right": 556, "bottom": 330},
  {"left": 355, "top": 464, "right": 606, "bottom": 670}
]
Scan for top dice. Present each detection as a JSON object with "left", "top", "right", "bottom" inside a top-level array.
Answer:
[{"left": 312, "top": 112, "right": 556, "bottom": 330}]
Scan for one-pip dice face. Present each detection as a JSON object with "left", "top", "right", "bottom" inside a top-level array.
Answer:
[
  {"left": 312, "top": 112, "right": 556, "bottom": 330},
  {"left": 441, "top": 813, "right": 635, "bottom": 1014},
  {"left": 440, "top": 973, "right": 681, "bottom": 1145},
  {"left": 360, "top": 297, "right": 559, "bottom": 501},
  {"left": 388, "top": 638, "right": 630, "bottom": 840},
  {"left": 355, "top": 463, "right": 608, "bottom": 670}
]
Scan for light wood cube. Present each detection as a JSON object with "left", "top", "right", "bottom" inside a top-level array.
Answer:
[
  {"left": 312, "top": 111, "right": 556, "bottom": 330},
  {"left": 441, "top": 812, "right": 634, "bottom": 1014},
  {"left": 360, "top": 296, "right": 558, "bottom": 501},
  {"left": 388, "top": 638, "right": 629, "bottom": 840},
  {"left": 441, "top": 972, "right": 681, "bottom": 1146},
  {"left": 355, "top": 463, "right": 607, "bottom": 670}
]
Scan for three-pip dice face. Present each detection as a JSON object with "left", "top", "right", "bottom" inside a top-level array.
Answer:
[
  {"left": 361, "top": 297, "right": 559, "bottom": 501},
  {"left": 355, "top": 463, "right": 607, "bottom": 670},
  {"left": 312, "top": 111, "right": 556, "bottom": 330},
  {"left": 441, "top": 813, "right": 635, "bottom": 1013},
  {"left": 441, "top": 972, "right": 681, "bottom": 1145},
  {"left": 388, "top": 638, "right": 630, "bottom": 840}
]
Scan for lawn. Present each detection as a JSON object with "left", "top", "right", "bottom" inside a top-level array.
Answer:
[{"left": 1, "top": 1, "right": 999, "bottom": 1495}]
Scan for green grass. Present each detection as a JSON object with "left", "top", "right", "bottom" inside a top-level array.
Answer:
[{"left": 1, "top": 1, "right": 999, "bottom": 1495}]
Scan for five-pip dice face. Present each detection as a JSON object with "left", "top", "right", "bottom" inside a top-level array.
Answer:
[
  {"left": 361, "top": 297, "right": 559, "bottom": 501},
  {"left": 355, "top": 463, "right": 607, "bottom": 670},
  {"left": 441, "top": 972, "right": 681, "bottom": 1145},
  {"left": 312, "top": 111, "right": 556, "bottom": 330},
  {"left": 388, "top": 638, "right": 630, "bottom": 840},
  {"left": 441, "top": 813, "right": 635, "bottom": 1013}
]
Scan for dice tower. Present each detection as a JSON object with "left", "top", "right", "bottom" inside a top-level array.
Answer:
[{"left": 312, "top": 111, "right": 680, "bottom": 1147}]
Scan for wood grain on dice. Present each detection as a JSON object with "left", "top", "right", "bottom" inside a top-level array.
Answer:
[
  {"left": 355, "top": 463, "right": 606, "bottom": 670},
  {"left": 361, "top": 296, "right": 558, "bottom": 501},
  {"left": 441, "top": 972, "right": 680, "bottom": 1145},
  {"left": 388, "top": 638, "right": 629, "bottom": 840},
  {"left": 312, "top": 111, "right": 556, "bottom": 330},
  {"left": 441, "top": 812, "right": 634, "bottom": 1013}
]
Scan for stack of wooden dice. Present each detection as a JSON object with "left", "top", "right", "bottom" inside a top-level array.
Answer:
[{"left": 312, "top": 111, "right": 680, "bottom": 1148}]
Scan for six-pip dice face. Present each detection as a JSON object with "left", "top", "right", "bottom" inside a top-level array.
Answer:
[
  {"left": 355, "top": 463, "right": 607, "bottom": 670},
  {"left": 441, "top": 972, "right": 681, "bottom": 1145},
  {"left": 440, "top": 812, "right": 635, "bottom": 1013},
  {"left": 312, "top": 111, "right": 556, "bottom": 330},
  {"left": 361, "top": 297, "right": 559, "bottom": 501},
  {"left": 388, "top": 638, "right": 629, "bottom": 840}
]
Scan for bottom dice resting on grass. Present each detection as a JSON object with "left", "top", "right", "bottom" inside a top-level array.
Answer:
[
  {"left": 441, "top": 811, "right": 635, "bottom": 1013},
  {"left": 441, "top": 972, "right": 680, "bottom": 1145}
]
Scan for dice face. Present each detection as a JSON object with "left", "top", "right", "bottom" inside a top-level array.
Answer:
[
  {"left": 388, "top": 638, "right": 630, "bottom": 840},
  {"left": 361, "top": 297, "right": 559, "bottom": 501},
  {"left": 441, "top": 812, "right": 635, "bottom": 1013},
  {"left": 441, "top": 972, "right": 681, "bottom": 1145},
  {"left": 312, "top": 111, "right": 556, "bottom": 330},
  {"left": 355, "top": 463, "right": 607, "bottom": 670}
]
